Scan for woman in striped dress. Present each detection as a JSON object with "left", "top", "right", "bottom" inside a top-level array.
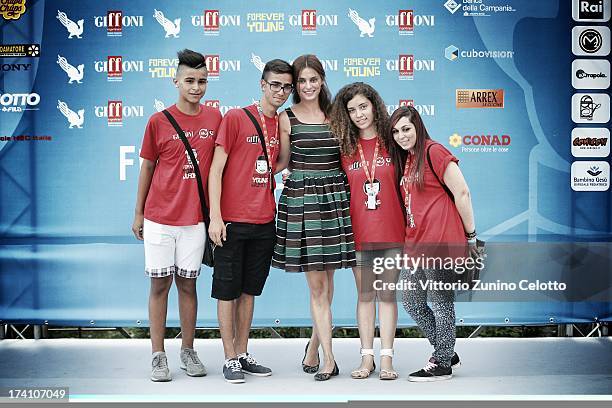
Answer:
[{"left": 273, "top": 54, "right": 356, "bottom": 381}]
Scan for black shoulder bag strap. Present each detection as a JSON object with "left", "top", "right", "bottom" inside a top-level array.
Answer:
[
  {"left": 242, "top": 107, "right": 275, "bottom": 193},
  {"left": 161, "top": 109, "right": 210, "bottom": 225},
  {"left": 426, "top": 143, "right": 454, "bottom": 202}
]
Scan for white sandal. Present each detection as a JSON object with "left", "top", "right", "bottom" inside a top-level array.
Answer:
[
  {"left": 350, "top": 348, "right": 376, "bottom": 379},
  {"left": 379, "top": 348, "right": 398, "bottom": 380}
]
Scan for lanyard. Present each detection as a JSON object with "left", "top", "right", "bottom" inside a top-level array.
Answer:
[
  {"left": 402, "top": 157, "right": 416, "bottom": 228},
  {"left": 357, "top": 138, "right": 379, "bottom": 187},
  {"left": 255, "top": 103, "right": 278, "bottom": 174}
]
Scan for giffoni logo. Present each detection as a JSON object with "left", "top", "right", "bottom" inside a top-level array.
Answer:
[{"left": 1, "top": 0, "right": 26, "bottom": 20}]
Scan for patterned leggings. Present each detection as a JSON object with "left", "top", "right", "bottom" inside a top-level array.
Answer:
[{"left": 401, "top": 268, "right": 456, "bottom": 367}]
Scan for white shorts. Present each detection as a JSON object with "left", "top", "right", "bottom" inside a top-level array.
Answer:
[{"left": 143, "top": 218, "right": 206, "bottom": 279}]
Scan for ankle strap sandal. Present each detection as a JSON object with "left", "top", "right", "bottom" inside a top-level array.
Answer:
[{"left": 379, "top": 349, "right": 398, "bottom": 380}]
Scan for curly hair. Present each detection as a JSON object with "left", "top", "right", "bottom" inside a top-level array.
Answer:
[{"left": 329, "top": 82, "right": 390, "bottom": 156}]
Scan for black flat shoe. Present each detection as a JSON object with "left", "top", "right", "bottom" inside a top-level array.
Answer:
[
  {"left": 302, "top": 341, "right": 319, "bottom": 374},
  {"left": 314, "top": 361, "right": 339, "bottom": 381}
]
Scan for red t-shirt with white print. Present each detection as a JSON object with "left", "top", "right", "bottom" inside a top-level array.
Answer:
[
  {"left": 341, "top": 137, "right": 406, "bottom": 250},
  {"left": 400, "top": 140, "right": 466, "bottom": 257},
  {"left": 140, "top": 104, "right": 222, "bottom": 226},
  {"left": 215, "top": 104, "right": 279, "bottom": 224}
]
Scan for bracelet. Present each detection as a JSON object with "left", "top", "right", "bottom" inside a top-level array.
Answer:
[
  {"left": 467, "top": 238, "right": 477, "bottom": 244},
  {"left": 465, "top": 230, "right": 477, "bottom": 239}
]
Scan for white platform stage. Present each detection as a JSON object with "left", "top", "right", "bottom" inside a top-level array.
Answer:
[{"left": 0, "top": 337, "right": 611, "bottom": 402}]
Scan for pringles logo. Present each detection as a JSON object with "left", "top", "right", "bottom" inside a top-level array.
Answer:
[{"left": 1, "top": 0, "right": 27, "bottom": 20}]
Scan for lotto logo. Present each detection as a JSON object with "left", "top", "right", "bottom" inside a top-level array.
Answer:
[
  {"left": 108, "top": 100, "right": 122, "bottom": 126},
  {"left": 398, "top": 10, "right": 413, "bottom": 35},
  {"left": 302, "top": 9, "right": 316, "bottom": 33},
  {"left": 107, "top": 10, "right": 122, "bottom": 36},
  {"left": 399, "top": 55, "right": 413, "bottom": 80},
  {"left": 205, "top": 10, "right": 219, "bottom": 32},
  {"left": 108, "top": 56, "right": 122, "bottom": 81}
]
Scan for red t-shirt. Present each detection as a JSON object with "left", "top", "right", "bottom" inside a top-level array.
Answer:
[
  {"left": 215, "top": 104, "right": 279, "bottom": 224},
  {"left": 400, "top": 140, "right": 466, "bottom": 257},
  {"left": 341, "top": 137, "right": 406, "bottom": 250},
  {"left": 140, "top": 104, "right": 222, "bottom": 226}
]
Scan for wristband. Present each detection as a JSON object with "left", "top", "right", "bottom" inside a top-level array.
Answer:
[
  {"left": 465, "top": 230, "right": 477, "bottom": 239},
  {"left": 467, "top": 238, "right": 477, "bottom": 244}
]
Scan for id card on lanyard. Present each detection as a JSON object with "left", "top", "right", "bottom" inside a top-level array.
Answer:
[{"left": 357, "top": 138, "right": 380, "bottom": 210}]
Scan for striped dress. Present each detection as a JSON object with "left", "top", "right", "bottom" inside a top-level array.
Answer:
[{"left": 272, "top": 108, "right": 356, "bottom": 272}]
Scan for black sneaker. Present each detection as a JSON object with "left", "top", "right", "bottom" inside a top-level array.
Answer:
[
  {"left": 408, "top": 357, "right": 452, "bottom": 382},
  {"left": 238, "top": 353, "right": 272, "bottom": 377},
  {"left": 451, "top": 352, "right": 461, "bottom": 369},
  {"left": 223, "top": 358, "right": 245, "bottom": 384}
]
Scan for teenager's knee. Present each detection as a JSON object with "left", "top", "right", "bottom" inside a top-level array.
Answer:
[
  {"left": 377, "top": 289, "right": 397, "bottom": 303},
  {"left": 175, "top": 275, "right": 197, "bottom": 296},
  {"left": 150, "top": 276, "right": 173, "bottom": 297}
]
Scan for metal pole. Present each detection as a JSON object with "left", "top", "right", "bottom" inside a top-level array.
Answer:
[
  {"left": 467, "top": 325, "right": 484, "bottom": 338},
  {"left": 557, "top": 324, "right": 567, "bottom": 337},
  {"left": 33, "top": 325, "right": 42, "bottom": 340},
  {"left": 0, "top": 324, "right": 5, "bottom": 340},
  {"left": 565, "top": 324, "right": 574, "bottom": 337}
]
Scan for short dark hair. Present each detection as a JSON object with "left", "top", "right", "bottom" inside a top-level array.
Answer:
[
  {"left": 261, "top": 59, "right": 292, "bottom": 81},
  {"left": 177, "top": 49, "right": 206, "bottom": 70}
]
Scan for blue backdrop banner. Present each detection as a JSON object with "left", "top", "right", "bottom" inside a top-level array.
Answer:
[{"left": 1, "top": 0, "right": 610, "bottom": 326}]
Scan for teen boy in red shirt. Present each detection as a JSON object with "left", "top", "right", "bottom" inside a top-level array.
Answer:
[
  {"left": 208, "top": 59, "right": 293, "bottom": 383},
  {"left": 132, "top": 49, "right": 222, "bottom": 382}
]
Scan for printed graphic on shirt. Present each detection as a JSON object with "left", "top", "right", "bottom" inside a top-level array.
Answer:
[
  {"left": 183, "top": 149, "right": 199, "bottom": 179},
  {"left": 363, "top": 178, "right": 381, "bottom": 209},
  {"left": 347, "top": 156, "right": 392, "bottom": 170},
  {"left": 252, "top": 155, "right": 270, "bottom": 186}
]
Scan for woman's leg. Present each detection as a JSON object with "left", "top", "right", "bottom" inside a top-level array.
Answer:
[
  {"left": 306, "top": 270, "right": 335, "bottom": 373},
  {"left": 425, "top": 268, "right": 456, "bottom": 367},
  {"left": 304, "top": 269, "right": 334, "bottom": 366},
  {"left": 402, "top": 268, "right": 438, "bottom": 350},
  {"left": 377, "top": 250, "right": 400, "bottom": 373},
  {"left": 352, "top": 262, "right": 376, "bottom": 374}
]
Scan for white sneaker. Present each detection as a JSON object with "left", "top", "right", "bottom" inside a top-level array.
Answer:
[
  {"left": 180, "top": 348, "right": 207, "bottom": 377},
  {"left": 151, "top": 351, "right": 172, "bottom": 382}
]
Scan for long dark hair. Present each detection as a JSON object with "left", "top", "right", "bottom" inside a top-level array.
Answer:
[
  {"left": 389, "top": 106, "right": 432, "bottom": 191},
  {"left": 291, "top": 54, "right": 332, "bottom": 118},
  {"left": 329, "top": 82, "right": 390, "bottom": 157}
]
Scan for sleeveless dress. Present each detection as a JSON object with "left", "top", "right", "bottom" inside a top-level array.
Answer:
[{"left": 272, "top": 108, "right": 356, "bottom": 272}]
